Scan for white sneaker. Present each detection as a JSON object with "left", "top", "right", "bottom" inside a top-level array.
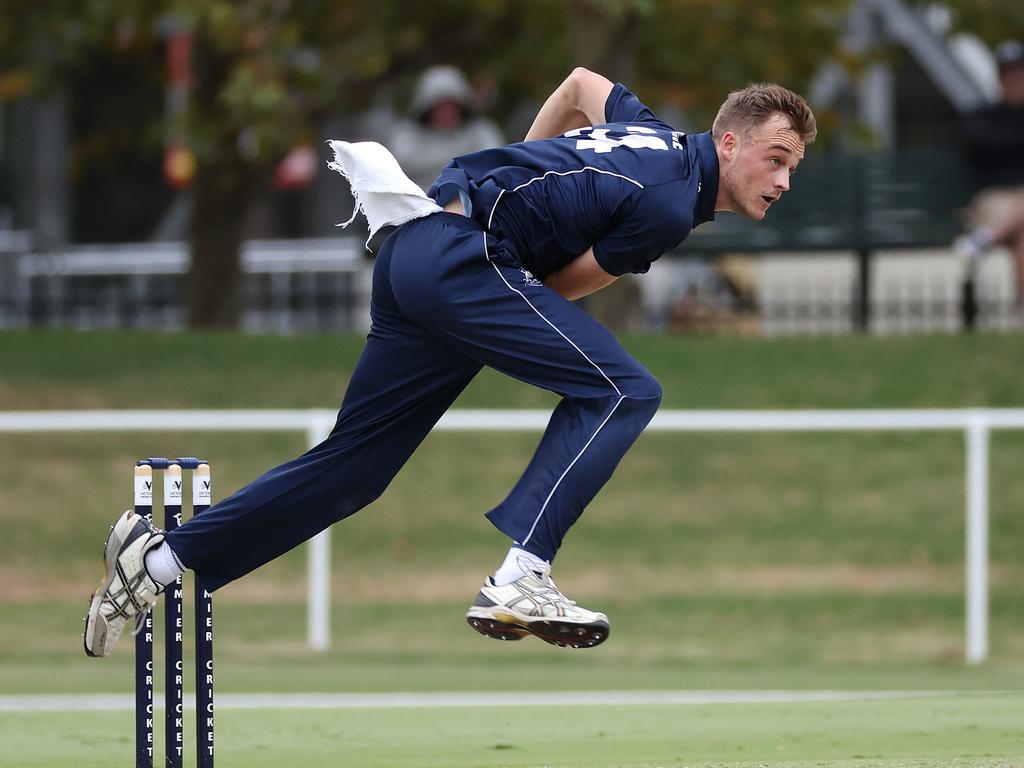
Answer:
[
  {"left": 83, "top": 510, "right": 165, "bottom": 658},
  {"left": 465, "top": 566, "right": 610, "bottom": 649}
]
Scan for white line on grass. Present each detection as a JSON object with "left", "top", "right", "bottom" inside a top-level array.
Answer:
[{"left": 0, "top": 690, "right": 956, "bottom": 712}]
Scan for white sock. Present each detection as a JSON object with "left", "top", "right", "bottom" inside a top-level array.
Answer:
[
  {"left": 144, "top": 542, "right": 185, "bottom": 587},
  {"left": 492, "top": 546, "right": 549, "bottom": 586}
]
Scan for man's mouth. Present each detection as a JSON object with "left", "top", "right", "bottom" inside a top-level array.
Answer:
[{"left": 761, "top": 195, "right": 777, "bottom": 206}]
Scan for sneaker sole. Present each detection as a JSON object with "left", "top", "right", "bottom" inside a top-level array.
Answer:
[
  {"left": 83, "top": 511, "right": 153, "bottom": 658},
  {"left": 465, "top": 609, "right": 610, "bottom": 649},
  {"left": 83, "top": 517, "right": 125, "bottom": 658}
]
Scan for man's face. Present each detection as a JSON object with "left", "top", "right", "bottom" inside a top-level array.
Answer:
[
  {"left": 426, "top": 99, "right": 466, "bottom": 131},
  {"left": 719, "top": 113, "right": 805, "bottom": 221}
]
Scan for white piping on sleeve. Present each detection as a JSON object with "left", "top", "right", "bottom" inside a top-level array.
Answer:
[
  {"left": 509, "top": 167, "right": 644, "bottom": 194},
  {"left": 487, "top": 166, "right": 643, "bottom": 229}
]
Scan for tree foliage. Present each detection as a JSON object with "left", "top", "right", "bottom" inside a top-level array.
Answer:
[
  {"left": 634, "top": 0, "right": 849, "bottom": 125},
  {"left": 2, "top": 0, "right": 852, "bottom": 326},
  {"left": 3, "top": 1, "right": 849, "bottom": 171},
  {"left": 941, "top": 0, "right": 1024, "bottom": 44}
]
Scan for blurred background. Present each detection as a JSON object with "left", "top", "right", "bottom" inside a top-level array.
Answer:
[
  {"left": 1, "top": 0, "right": 1022, "bottom": 335},
  {"left": 2, "top": 2, "right": 1024, "bottom": 749}
]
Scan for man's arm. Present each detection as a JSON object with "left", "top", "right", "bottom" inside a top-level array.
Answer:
[
  {"left": 524, "top": 68, "right": 614, "bottom": 141},
  {"left": 543, "top": 248, "right": 617, "bottom": 301}
]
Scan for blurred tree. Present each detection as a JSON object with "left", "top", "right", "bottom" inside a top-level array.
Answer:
[
  {"left": 943, "top": 1, "right": 1023, "bottom": 44},
  {"left": 2, "top": 0, "right": 845, "bottom": 328},
  {"left": 70, "top": 41, "right": 171, "bottom": 243},
  {"left": 635, "top": 0, "right": 849, "bottom": 128}
]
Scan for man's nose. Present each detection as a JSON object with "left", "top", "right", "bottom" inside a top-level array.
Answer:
[{"left": 775, "top": 172, "right": 790, "bottom": 193}]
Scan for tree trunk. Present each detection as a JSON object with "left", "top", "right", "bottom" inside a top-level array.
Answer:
[
  {"left": 186, "top": 162, "right": 256, "bottom": 328},
  {"left": 185, "top": 24, "right": 265, "bottom": 328},
  {"left": 567, "top": 0, "right": 636, "bottom": 79}
]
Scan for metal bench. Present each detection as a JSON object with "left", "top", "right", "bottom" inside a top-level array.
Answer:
[
  {"left": 3, "top": 237, "right": 367, "bottom": 332},
  {"left": 681, "top": 149, "right": 973, "bottom": 329}
]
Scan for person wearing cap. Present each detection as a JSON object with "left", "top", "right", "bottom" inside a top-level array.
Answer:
[
  {"left": 955, "top": 40, "right": 1024, "bottom": 316},
  {"left": 389, "top": 65, "right": 505, "bottom": 191}
]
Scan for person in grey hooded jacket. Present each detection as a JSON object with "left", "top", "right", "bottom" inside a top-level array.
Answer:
[{"left": 389, "top": 65, "right": 504, "bottom": 191}]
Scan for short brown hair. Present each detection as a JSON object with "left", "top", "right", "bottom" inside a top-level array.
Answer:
[{"left": 712, "top": 83, "right": 817, "bottom": 144}]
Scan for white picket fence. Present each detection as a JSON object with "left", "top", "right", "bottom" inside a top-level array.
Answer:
[{"left": 3, "top": 407, "right": 1023, "bottom": 663}]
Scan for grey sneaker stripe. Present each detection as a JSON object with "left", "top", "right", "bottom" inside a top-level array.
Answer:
[
  {"left": 472, "top": 592, "right": 497, "bottom": 608},
  {"left": 118, "top": 520, "right": 151, "bottom": 551}
]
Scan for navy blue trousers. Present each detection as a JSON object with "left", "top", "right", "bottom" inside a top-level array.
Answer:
[{"left": 166, "top": 213, "right": 661, "bottom": 590}]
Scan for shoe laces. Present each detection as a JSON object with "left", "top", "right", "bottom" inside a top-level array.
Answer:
[
  {"left": 550, "top": 576, "right": 577, "bottom": 606},
  {"left": 528, "top": 570, "right": 577, "bottom": 607}
]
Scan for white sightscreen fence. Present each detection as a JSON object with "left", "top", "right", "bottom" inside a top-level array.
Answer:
[{"left": 2, "top": 408, "right": 1022, "bottom": 663}]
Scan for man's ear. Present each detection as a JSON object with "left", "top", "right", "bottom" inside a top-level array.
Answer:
[{"left": 719, "top": 130, "right": 739, "bottom": 162}]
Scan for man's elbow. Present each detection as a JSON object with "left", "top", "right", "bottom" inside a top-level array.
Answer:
[
  {"left": 569, "top": 66, "right": 598, "bottom": 82},
  {"left": 567, "top": 67, "right": 601, "bottom": 95},
  {"left": 565, "top": 67, "right": 613, "bottom": 124},
  {"left": 557, "top": 68, "right": 589, "bottom": 108}
]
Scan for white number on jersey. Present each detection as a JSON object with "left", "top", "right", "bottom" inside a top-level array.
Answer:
[{"left": 564, "top": 125, "right": 669, "bottom": 154}]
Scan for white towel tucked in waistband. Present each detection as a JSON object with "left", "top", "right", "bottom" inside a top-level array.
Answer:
[{"left": 326, "top": 140, "right": 442, "bottom": 251}]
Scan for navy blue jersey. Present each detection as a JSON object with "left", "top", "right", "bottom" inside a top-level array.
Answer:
[{"left": 428, "top": 83, "right": 719, "bottom": 278}]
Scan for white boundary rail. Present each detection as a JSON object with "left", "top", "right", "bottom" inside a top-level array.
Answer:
[{"left": 3, "top": 407, "right": 1023, "bottom": 664}]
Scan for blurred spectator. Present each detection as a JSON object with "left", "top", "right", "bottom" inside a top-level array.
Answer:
[
  {"left": 388, "top": 65, "right": 504, "bottom": 191},
  {"left": 955, "top": 40, "right": 1024, "bottom": 313}
]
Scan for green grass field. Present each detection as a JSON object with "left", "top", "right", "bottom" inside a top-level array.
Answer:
[
  {"left": 1, "top": 330, "right": 1022, "bottom": 767},
  {"left": 4, "top": 693, "right": 1023, "bottom": 768}
]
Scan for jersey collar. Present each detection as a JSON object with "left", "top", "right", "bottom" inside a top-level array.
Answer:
[{"left": 692, "top": 130, "right": 719, "bottom": 225}]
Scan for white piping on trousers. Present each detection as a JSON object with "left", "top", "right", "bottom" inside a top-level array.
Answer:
[{"left": 482, "top": 165, "right": 641, "bottom": 545}]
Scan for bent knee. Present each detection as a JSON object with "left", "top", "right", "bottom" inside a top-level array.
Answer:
[{"left": 620, "top": 370, "right": 662, "bottom": 411}]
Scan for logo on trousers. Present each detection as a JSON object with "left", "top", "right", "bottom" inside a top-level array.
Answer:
[{"left": 520, "top": 268, "right": 542, "bottom": 288}]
